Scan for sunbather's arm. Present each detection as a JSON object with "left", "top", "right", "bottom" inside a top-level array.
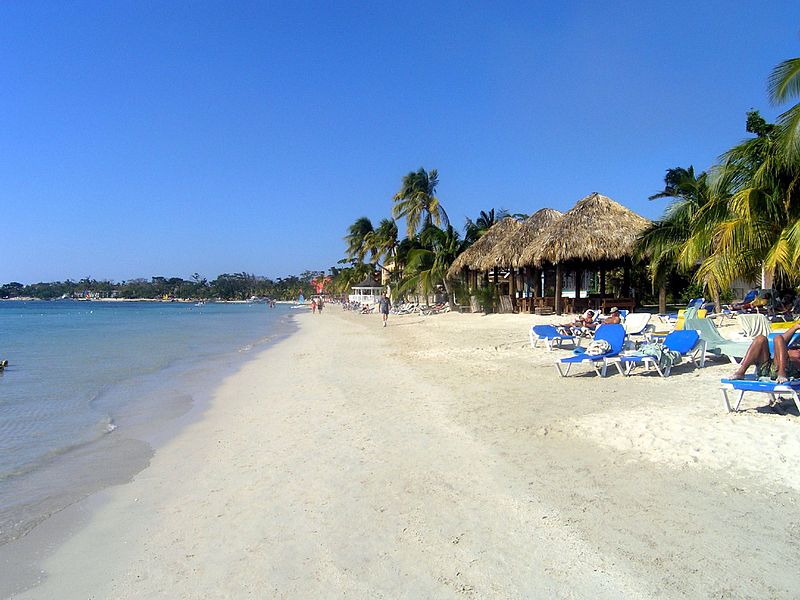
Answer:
[{"left": 781, "top": 323, "right": 800, "bottom": 342}]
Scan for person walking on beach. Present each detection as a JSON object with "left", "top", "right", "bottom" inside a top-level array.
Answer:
[
  {"left": 378, "top": 292, "right": 391, "bottom": 327},
  {"left": 317, "top": 298, "right": 324, "bottom": 314},
  {"left": 311, "top": 298, "right": 317, "bottom": 314}
]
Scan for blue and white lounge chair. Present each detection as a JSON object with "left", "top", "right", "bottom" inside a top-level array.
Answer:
[
  {"left": 720, "top": 376, "right": 800, "bottom": 413},
  {"left": 529, "top": 325, "right": 579, "bottom": 351},
  {"left": 555, "top": 323, "right": 625, "bottom": 377},
  {"left": 612, "top": 329, "right": 706, "bottom": 377}
]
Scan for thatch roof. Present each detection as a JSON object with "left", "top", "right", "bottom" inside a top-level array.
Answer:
[
  {"left": 448, "top": 217, "right": 522, "bottom": 277},
  {"left": 352, "top": 275, "right": 382, "bottom": 288},
  {"left": 486, "top": 208, "right": 563, "bottom": 268},
  {"left": 535, "top": 192, "right": 650, "bottom": 264}
]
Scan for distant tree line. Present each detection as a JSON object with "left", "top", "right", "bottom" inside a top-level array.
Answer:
[{"left": 0, "top": 271, "right": 326, "bottom": 302}]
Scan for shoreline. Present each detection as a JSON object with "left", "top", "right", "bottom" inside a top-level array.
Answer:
[
  {"left": 0, "top": 310, "right": 298, "bottom": 598},
  {"left": 6, "top": 309, "right": 800, "bottom": 598}
]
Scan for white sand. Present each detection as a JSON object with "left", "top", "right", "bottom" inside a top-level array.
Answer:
[{"left": 8, "top": 309, "right": 800, "bottom": 598}]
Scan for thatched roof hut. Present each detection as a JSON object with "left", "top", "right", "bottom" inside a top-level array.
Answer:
[
  {"left": 536, "top": 193, "right": 649, "bottom": 265},
  {"left": 484, "top": 208, "right": 564, "bottom": 268},
  {"left": 448, "top": 217, "right": 522, "bottom": 277}
]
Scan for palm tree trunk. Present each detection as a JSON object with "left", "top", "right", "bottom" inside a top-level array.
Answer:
[
  {"left": 443, "top": 278, "right": 456, "bottom": 310},
  {"left": 713, "top": 289, "right": 721, "bottom": 314},
  {"left": 658, "top": 285, "right": 667, "bottom": 314}
]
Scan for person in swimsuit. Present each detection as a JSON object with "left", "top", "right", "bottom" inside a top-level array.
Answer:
[
  {"left": 731, "top": 323, "right": 800, "bottom": 383},
  {"left": 378, "top": 293, "right": 391, "bottom": 327}
]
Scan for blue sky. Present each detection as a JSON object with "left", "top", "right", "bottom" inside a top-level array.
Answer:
[{"left": 2, "top": 1, "right": 799, "bottom": 284}]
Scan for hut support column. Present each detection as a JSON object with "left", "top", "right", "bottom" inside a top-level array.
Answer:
[
  {"left": 554, "top": 264, "right": 563, "bottom": 315},
  {"left": 575, "top": 266, "right": 582, "bottom": 307},
  {"left": 600, "top": 268, "right": 606, "bottom": 296},
  {"left": 622, "top": 259, "right": 631, "bottom": 297},
  {"left": 509, "top": 268, "right": 516, "bottom": 303}
]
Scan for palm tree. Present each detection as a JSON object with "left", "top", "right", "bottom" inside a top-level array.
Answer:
[
  {"left": 392, "top": 168, "right": 449, "bottom": 237},
  {"left": 344, "top": 217, "right": 375, "bottom": 262},
  {"left": 464, "top": 208, "right": 509, "bottom": 244},
  {"left": 399, "top": 225, "right": 466, "bottom": 309},
  {"left": 691, "top": 111, "right": 800, "bottom": 295},
  {"left": 635, "top": 167, "right": 714, "bottom": 312},
  {"left": 768, "top": 56, "right": 800, "bottom": 155},
  {"left": 365, "top": 218, "right": 399, "bottom": 275}
]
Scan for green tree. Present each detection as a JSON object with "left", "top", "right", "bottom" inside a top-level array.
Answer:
[
  {"left": 768, "top": 55, "right": 800, "bottom": 155},
  {"left": 392, "top": 168, "right": 449, "bottom": 237},
  {"left": 399, "top": 225, "right": 466, "bottom": 309},
  {"left": 464, "top": 208, "right": 509, "bottom": 244},
  {"left": 344, "top": 217, "right": 375, "bottom": 262}
]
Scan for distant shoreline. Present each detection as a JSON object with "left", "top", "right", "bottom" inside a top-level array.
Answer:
[{"left": 0, "top": 298, "right": 295, "bottom": 304}]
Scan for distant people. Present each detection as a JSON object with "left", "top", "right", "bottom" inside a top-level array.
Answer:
[
  {"left": 317, "top": 298, "right": 324, "bottom": 314},
  {"left": 604, "top": 307, "right": 622, "bottom": 325},
  {"left": 378, "top": 292, "right": 391, "bottom": 327},
  {"left": 311, "top": 298, "right": 317, "bottom": 314}
]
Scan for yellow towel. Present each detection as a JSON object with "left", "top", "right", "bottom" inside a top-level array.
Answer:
[{"left": 675, "top": 308, "right": 707, "bottom": 330}]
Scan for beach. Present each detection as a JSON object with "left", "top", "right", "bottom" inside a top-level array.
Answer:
[{"left": 6, "top": 309, "right": 800, "bottom": 599}]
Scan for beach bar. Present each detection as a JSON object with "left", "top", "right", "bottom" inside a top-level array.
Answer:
[
  {"left": 535, "top": 192, "right": 650, "bottom": 314},
  {"left": 448, "top": 194, "right": 649, "bottom": 315}
]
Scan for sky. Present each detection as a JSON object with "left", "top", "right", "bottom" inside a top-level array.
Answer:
[{"left": 2, "top": 1, "right": 799, "bottom": 284}]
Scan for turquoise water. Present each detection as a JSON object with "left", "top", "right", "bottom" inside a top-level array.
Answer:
[{"left": 0, "top": 300, "right": 293, "bottom": 545}]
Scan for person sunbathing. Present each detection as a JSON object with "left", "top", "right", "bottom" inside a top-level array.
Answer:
[
  {"left": 730, "top": 324, "right": 800, "bottom": 383},
  {"left": 557, "top": 310, "right": 596, "bottom": 336},
  {"left": 603, "top": 307, "right": 622, "bottom": 325}
]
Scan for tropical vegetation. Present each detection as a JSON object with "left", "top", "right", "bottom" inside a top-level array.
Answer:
[{"left": 636, "top": 51, "right": 800, "bottom": 309}]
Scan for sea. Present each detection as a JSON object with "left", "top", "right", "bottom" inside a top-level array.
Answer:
[{"left": 0, "top": 300, "right": 294, "bottom": 549}]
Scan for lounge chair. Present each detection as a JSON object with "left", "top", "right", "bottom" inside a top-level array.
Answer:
[
  {"left": 623, "top": 312, "right": 652, "bottom": 343},
  {"left": 685, "top": 316, "right": 750, "bottom": 364},
  {"left": 529, "top": 325, "right": 579, "bottom": 351},
  {"left": 555, "top": 323, "right": 625, "bottom": 377},
  {"left": 720, "top": 376, "right": 800, "bottom": 413},
  {"left": 611, "top": 329, "right": 706, "bottom": 377}
]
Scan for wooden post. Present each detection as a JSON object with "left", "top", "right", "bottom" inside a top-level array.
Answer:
[
  {"left": 574, "top": 266, "right": 582, "bottom": 312},
  {"left": 600, "top": 267, "right": 606, "bottom": 296},
  {"left": 554, "top": 263, "right": 562, "bottom": 314},
  {"left": 622, "top": 259, "right": 631, "bottom": 297},
  {"left": 509, "top": 268, "right": 516, "bottom": 301}
]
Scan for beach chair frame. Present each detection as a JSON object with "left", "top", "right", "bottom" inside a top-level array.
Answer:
[
  {"left": 555, "top": 324, "right": 625, "bottom": 377},
  {"left": 720, "top": 378, "right": 800, "bottom": 414},
  {"left": 611, "top": 334, "right": 707, "bottom": 377},
  {"left": 529, "top": 325, "right": 579, "bottom": 352}
]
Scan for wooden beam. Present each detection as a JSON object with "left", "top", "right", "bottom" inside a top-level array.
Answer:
[{"left": 554, "top": 264, "right": 562, "bottom": 314}]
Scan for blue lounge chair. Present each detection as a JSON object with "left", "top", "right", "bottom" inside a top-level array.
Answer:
[
  {"left": 612, "top": 329, "right": 706, "bottom": 377},
  {"left": 555, "top": 323, "right": 625, "bottom": 377},
  {"left": 720, "top": 376, "right": 800, "bottom": 413},
  {"left": 529, "top": 324, "right": 579, "bottom": 351}
]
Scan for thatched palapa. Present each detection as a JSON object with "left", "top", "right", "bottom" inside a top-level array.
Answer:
[
  {"left": 536, "top": 193, "right": 649, "bottom": 265},
  {"left": 487, "top": 208, "right": 563, "bottom": 268},
  {"left": 448, "top": 217, "right": 522, "bottom": 278}
]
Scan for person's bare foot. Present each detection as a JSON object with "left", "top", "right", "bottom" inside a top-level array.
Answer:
[
  {"left": 729, "top": 370, "right": 746, "bottom": 380},
  {"left": 775, "top": 374, "right": 789, "bottom": 384}
]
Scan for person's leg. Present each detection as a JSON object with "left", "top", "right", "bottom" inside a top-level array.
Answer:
[
  {"left": 731, "top": 335, "right": 771, "bottom": 378},
  {"left": 773, "top": 334, "right": 790, "bottom": 383}
]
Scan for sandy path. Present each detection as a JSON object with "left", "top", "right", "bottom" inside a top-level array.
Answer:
[{"left": 9, "top": 310, "right": 800, "bottom": 598}]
